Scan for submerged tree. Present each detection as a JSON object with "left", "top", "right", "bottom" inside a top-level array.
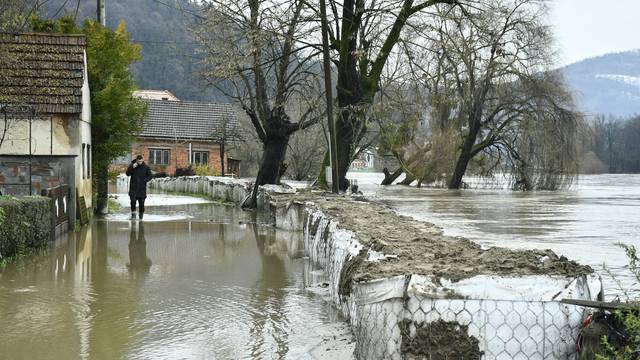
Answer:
[
  {"left": 400, "top": 0, "right": 582, "bottom": 190},
  {"left": 317, "top": 0, "right": 460, "bottom": 190},
  {"left": 197, "top": 0, "right": 322, "bottom": 207}
]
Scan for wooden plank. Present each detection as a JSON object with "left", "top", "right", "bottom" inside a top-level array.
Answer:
[
  {"left": 561, "top": 299, "right": 640, "bottom": 311},
  {"left": 78, "top": 195, "right": 89, "bottom": 225}
]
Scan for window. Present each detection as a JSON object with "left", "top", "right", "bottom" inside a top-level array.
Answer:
[
  {"left": 87, "top": 144, "right": 91, "bottom": 178},
  {"left": 192, "top": 151, "right": 209, "bottom": 165},
  {"left": 82, "top": 143, "right": 86, "bottom": 179},
  {"left": 149, "top": 149, "right": 170, "bottom": 165}
]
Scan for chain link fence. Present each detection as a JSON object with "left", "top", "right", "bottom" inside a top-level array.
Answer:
[
  {"left": 351, "top": 296, "right": 585, "bottom": 359},
  {"left": 304, "top": 209, "right": 594, "bottom": 360}
]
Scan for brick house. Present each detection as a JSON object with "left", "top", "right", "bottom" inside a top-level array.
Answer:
[
  {"left": 0, "top": 33, "right": 92, "bottom": 223},
  {"left": 128, "top": 99, "right": 242, "bottom": 176}
]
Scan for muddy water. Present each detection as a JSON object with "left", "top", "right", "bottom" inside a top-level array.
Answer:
[
  {"left": 0, "top": 202, "right": 352, "bottom": 359},
  {"left": 350, "top": 172, "right": 640, "bottom": 299}
]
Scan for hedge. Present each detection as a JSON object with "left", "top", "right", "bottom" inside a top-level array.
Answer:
[{"left": 0, "top": 196, "right": 51, "bottom": 260}]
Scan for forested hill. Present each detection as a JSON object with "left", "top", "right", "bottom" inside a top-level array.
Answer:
[
  {"left": 563, "top": 50, "right": 640, "bottom": 118},
  {"left": 40, "top": 0, "right": 226, "bottom": 102}
]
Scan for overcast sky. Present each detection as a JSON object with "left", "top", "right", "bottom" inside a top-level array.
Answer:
[{"left": 550, "top": 0, "right": 639, "bottom": 65}]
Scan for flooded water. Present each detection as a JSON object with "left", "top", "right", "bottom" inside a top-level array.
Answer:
[
  {"left": 0, "top": 201, "right": 352, "bottom": 359},
  {"left": 350, "top": 172, "right": 640, "bottom": 300}
]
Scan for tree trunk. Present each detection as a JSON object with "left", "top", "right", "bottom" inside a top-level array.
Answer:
[
  {"left": 243, "top": 135, "right": 290, "bottom": 209},
  {"left": 220, "top": 140, "right": 225, "bottom": 176},
  {"left": 95, "top": 165, "right": 108, "bottom": 215},
  {"left": 399, "top": 173, "right": 415, "bottom": 186},
  {"left": 448, "top": 124, "right": 481, "bottom": 189},
  {"left": 381, "top": 167, "right": 403, "bottom": 185}
]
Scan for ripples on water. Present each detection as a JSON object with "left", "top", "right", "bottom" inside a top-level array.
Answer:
[
  {"left": 350, "top": 172, "right": 640, "bottom": 300},
  {"left": 0, "top": 203, "right": 352, "bottom": 359}
]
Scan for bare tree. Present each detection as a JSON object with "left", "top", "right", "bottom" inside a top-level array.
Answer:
[
  {"left": 196, "top": 0, "right": 323, "bottom": 207},
  {"left": 401, "top": 0, "right": 582, "bottom": 190},
  {"left": 210, "top": 114, "right": 243, "bottom": 176},
  {"left": 286, "top": 122, "right": 326, "bottom": 180},
  {"left": 316, "top": 0, "right": 460, "bottom": 190}
]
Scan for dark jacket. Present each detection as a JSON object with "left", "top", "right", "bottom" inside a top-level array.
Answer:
[{"left": 126, "top": 160, "right": 153, "bottom": 199}]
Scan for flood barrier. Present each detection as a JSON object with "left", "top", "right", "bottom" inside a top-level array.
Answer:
[{"left": 148, "top": 176, "right": 604, "bottom": 359}]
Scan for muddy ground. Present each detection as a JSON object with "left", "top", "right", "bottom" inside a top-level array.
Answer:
[{"left": 302, "top": 195, "right": 592, "bottom": 286}]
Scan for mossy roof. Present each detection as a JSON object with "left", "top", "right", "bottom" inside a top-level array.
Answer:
[{"left": 0, "top": 32, "right": 86, "bottom": 114}]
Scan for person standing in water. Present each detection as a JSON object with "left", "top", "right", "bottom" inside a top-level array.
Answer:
[{"left": 126, "top": 155, "right": 153, "bottom": 219}]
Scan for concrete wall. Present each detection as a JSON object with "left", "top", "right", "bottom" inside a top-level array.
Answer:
[{"left": 148, "top": 176, "right": 302, "bottom": 230}]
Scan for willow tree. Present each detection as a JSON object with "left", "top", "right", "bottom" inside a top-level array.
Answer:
[
  {"left": 318, "top": 0, "right": 459, "bottom": 190},
  {"left": 401, "top": 0, "right": 582, "bottom": 190},
  {"left": 197, "top": 0, "right": 322, "bottom": 207}
]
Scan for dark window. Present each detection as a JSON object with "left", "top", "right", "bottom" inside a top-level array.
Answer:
[
  {"left": 87, "top": 144, "right": 91, "bottom": 178},
  {"left": 192, "top": 151, "right": 209, "bottom": 165},
  {"left": 149, "top": 149, "right": 170, "bottom": 165},
  {"left": 82, "top": 143, "right": 86, "bottom": 179}
]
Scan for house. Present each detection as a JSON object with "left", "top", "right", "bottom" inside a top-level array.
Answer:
[
  {"left": 132, "top": 89, "right": 179, "bottom": 101},
  {"left": 127, "top": 97, "right": 242, "bottom": 176},
  {"left": 0, "top": 33, "right": 92, "bottom": 223},
  {"left": 350, "top": 149, "right": 375, "bottom": 170}
]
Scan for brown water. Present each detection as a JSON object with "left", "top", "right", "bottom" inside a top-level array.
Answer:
[{"left": 0, "top": 202, "right": 352, "bottom": 359}]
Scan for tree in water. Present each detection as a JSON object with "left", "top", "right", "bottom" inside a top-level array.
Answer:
[
  {"left": 196, "top": 0, "right": 323, "bottom": 207},
  {"left": 398, "top": 0, "right": 582, "bottom": 190},
  {"left": 318, "top": 0, "right": 460, "bottom": 190}
]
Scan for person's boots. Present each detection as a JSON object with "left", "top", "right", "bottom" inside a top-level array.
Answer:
[
  {"left": 131, "top": 211, "right": 137, "bottom": 220},
  {"left": 139, "top": 211, "right": 144, "bottom": 220}
]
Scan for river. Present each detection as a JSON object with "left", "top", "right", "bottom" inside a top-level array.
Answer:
[
  {"left": 0, "top": 199, "right": 352, "bottom": 359},
  {"left": 349, "top": 172, "right": 640, "bottom": 300}
]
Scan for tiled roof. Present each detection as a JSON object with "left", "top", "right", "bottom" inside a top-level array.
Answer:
[
  {"left": 0, "top": 33, "right": 86, "bottom": 114},
  {"left": 140, "top": 99, "right": 242, "bottom": 141}
]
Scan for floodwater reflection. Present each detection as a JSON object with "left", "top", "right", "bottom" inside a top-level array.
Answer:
[{"left": 0, "top": 202, "right": 352, "bottom": 359}]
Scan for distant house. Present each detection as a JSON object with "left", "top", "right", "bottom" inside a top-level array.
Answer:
[
  {"left": 0, "top": 33, "right": 92, "bottom": 222},
  {"left": 132, "top": 89, "right": 179, "bottom": 101},
  {"left": 350, "top": 150, "right": 375, "bottom": 170},
  {"left": 127, "top": 96, "right": 242, "bottom": 176}
]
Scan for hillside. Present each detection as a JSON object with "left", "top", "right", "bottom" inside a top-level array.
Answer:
[
  {"left": 40, "top": 0, "right": 225, "bottom": 102},
  {"left": 562, "top": 50, "right": 640, "bottom": 118}
]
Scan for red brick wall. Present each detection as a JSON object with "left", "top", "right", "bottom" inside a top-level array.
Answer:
[{"left": 130, "top": 138, "right": 227, "bottom": 175}]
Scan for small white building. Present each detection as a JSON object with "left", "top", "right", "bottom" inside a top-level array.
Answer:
[{"left": 0, "top": 33, "right": 92, "bottom": 223}]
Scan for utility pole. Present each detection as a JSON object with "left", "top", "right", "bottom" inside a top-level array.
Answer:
[
  {"left": 97, "top": 0, "right": 106, "bottom": 26},
  {"left": 319, "top": 0, "right": 339, "bottom": 193}
]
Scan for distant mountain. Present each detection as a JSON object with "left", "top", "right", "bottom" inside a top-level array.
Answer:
[
  {"left": 562, "top": 50, "right": 640, "bottom": 118},
  {"left": 40, "top": 0, "right": 228, "bottom": 102}
]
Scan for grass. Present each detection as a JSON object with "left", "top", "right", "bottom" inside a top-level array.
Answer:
[{"left": 0, "top": 246, "right": 46, "bottom": 268}]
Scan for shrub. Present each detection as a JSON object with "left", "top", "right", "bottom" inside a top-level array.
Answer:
[
  {"left": 174, "top": 166, "right": 195, "bottom": 177},
  {"left": 193, "top": 164, "right": 219, "bottom": 176},
  {"left": 0, "top": 196, "right": 51, "bottom": 260},
  {"left": 596, "top": 243, "right": 640, "bottom": 359}
]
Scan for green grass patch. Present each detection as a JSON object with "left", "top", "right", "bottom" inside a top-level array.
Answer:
[{"left": 108, "top": 198, "right": 122, "bottom": 213}]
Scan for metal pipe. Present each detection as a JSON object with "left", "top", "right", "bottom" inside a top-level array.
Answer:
[{"left": 319, "top": 0, "right": 339, "bottom": 193}]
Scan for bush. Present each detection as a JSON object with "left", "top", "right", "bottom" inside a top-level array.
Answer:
[
  {"left": 596, "top": 243, "right": 640, "bottom": 359},
  {"left": 0, "top": 196, "right": 51, "bottom": 260},
  {"left": 174, "top": 166, "right": 195, "bottom": 177},
  {"left": 193, "top": 164, "right": 219, "bottom": 176}
]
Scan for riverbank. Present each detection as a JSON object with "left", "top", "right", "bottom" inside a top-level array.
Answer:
[{"left": 149, "top": 176, "right": 603, "bottom": 358}]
